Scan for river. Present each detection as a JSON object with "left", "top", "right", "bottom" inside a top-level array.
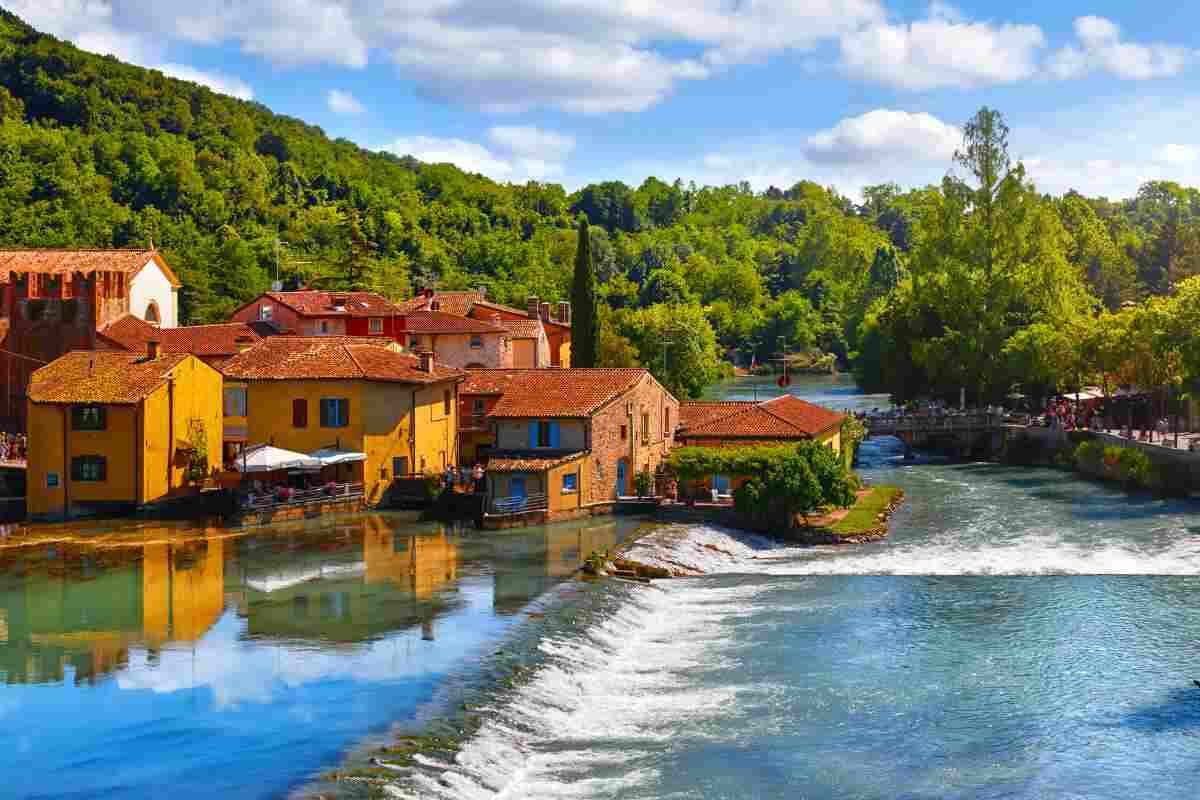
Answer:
[
  {"left": 393, "top": 375, "right": 1200, "bottom": 800},
  {"left": 5, "top": 375, "right": 1200, "bottom": 799}
]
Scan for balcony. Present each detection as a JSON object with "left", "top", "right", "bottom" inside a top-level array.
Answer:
[
  {"left": 459, "top": 414, "right": 490, "bottom": 432},
  {"left": 239, "top": 481, "right": 364, "bottom": 512},
  {"left": 489, "top": 492, "right": 548, "bottom": 515}
]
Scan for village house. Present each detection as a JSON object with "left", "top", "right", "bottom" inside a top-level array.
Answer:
[
  {"left": 0, "top": 249, "right": 182, "bottom": 430},
  {"left": 460, "top": 368, "right": 678, "bottom": 525},
  {"left": 401, "top": 290, "right": 571, "bottom": 367},
  {"left": 398, "top": 310, "right": 511, "bottom": 368},
  {"left": 675, "top": 394, "right": 847, "bottom": 496},
  {"left": 100, "top": 315, "right": 271, "bottom": 368},
  {"left": 229, "top": 290, "right": 402, "bottom": 339},
  {"left": 25, "top": 345, "right": 225, "bottom": 521},
  {"left": 218, "top": 337, "right": 464, "bottom": 505}
]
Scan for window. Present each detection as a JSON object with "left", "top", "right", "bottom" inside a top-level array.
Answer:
[
  {"left": 71, "top": 456, "right": 106, "bottom": 482},
  {"left": 620, "top": 424, "right": 628, "bottom": 441},
  {"left": 71, "top": 405, "right": 106, "bottom": 431},
  {"left": 443, "top": 390, "right": 452, "bottom": 416},
  {"left": 319, "top": 320, "right": 330, "bottom": 334},
  {"left": 538, "top": 421, "right": 551, "bottom": 447},
  {"left": 409, "top": 336, "right": 419, "bottom": 349},
  {"left": 292, "top": 398, "right": 308, "bottom": 428},
  {"left": 259, "top": 304, "right": 272, "bottom": 321},
  {"left": 562, "top": 473, "right": 578, "bottom": 494},
  {"left": 393, "top": 456, "right": 409, "bottom": 477},
  {"left": 642, "top": 412, "right": 651, "bottom": 444},
  {"left": 369, "top": 318, "right": 383, "bottom": 334},
  {"left": 320, "top": 398, "right": 350, "bottom": 428},
  {"left": 470, "top": 334, "right": 483, "bottom": 349},
  {"left": 472, "top": 399, "right": 485, "bottom": 416},
  {"left": 224, "top": 387, "right": 247, "bottom": 417},
  {"left": 144, "top": 301, "right": 160, "bottom": 325},
  {"left": 664, "top": 407, "right": 671, "bottom": 435},
  {"left": 46, "top": 472, "right": 59, "bottom": 488}
]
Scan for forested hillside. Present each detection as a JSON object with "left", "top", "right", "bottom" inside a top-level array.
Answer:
[{"left": 2, "top": 9, "right": 1200, "bottom": 400}]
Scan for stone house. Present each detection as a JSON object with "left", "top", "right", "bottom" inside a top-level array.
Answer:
[
  {"left": 461, "top": 368, "right": 678, "bottom": 525},
  {"left": 397, "top": 311, "right": 511, "bottom": 369}
]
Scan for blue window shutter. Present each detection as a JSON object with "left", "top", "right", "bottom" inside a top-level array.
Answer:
[
  {"left": 529, "top": 421, "right": 538, "bottom": 448},
  {"left": 550, "top": 421, "right": 560, "bottom": 448}
]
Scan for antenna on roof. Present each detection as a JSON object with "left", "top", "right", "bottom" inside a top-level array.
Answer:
[{"left": 148, "top": 238, "right": 155, "bottom": 251}]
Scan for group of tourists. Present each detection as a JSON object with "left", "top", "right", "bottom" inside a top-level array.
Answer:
[
  {"left": 0, "top": 432, "right": 27, "bottom": 463},
  {"left": 445, "top": 463, "right": 486, "bottom": 493}
]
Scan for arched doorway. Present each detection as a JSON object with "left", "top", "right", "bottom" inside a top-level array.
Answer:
[{"left": 144, "top": 301, "right": 161, "bottom": 326}]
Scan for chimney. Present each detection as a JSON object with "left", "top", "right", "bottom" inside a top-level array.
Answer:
[
  {"left": 430, "top": 300, "right": 440, "bottom": 311},
  {"left": 477, "top": 286, "right": 487, "bottom": 299},
  {"left": 147, "top": 339, "right": 161, "bottom": 360},
  {"left": 419, "top": 351, "right": 434, "bottom": 373},
  {"left": 234, "top": 335, "right": 254, "bottom": 353},
  {"left": 540, "top": 302, "right": 551, "bottom": 322},
  {"left": 489, "top": 312, "right": 501, "bottom": 325},
  {"left": 557, "top": 301, "right": 571, "bottom": 324},
  {"left": 424, "top": 288, "right": 435, "bottom": 300},
  {"left": 527, "top": 296, "right": 539, "bottom": 319}
]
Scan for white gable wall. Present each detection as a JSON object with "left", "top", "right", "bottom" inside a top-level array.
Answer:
[{"left": 129, "top": 258, "right": 179, "bottom": 328}]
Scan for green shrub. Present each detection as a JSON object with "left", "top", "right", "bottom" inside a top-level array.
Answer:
[
  {"left": 633, "top": 469, "right": 654, "bottom": 498},
  {"left": 1073, "top": 440, "right": 1106, "bottom": 471}
]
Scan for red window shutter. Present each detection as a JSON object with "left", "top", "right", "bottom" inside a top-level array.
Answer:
[{"left": 293, "top": 398, "right": 307, "bottom": 428}]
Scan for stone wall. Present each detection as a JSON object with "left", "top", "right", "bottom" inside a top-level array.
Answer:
[{"left": 587, "top": 373, "right": 679, "bottom": 502}]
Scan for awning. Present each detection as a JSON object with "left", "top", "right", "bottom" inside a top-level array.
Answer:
[
  {"left": 237, "top": 444, "right": 322, "bottom": 472},
  {"left": 309, "top": 447, "right": 367, "bottom": 466}
]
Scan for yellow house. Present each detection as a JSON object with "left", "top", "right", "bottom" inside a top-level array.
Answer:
[
  {"left": 219, "top": 337, "right": 464, "bottom": 505},
  {"left": 26, "top": 347, "right": 224, "bottom": 520}
]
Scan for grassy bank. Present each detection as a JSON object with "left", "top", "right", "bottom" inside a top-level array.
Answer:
[{"left": 827, "top": 486, "right": 903, "bottom": 536}]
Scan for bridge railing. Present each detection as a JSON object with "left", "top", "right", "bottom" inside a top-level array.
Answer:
[{"left": 864, "top": 413, "right": 1004, "bottom": 433}]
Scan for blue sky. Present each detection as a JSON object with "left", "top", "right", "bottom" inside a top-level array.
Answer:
[{"left": 8, "top": 0, "right": 1200, "bottom": 198}]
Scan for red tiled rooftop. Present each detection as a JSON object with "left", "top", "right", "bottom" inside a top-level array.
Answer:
[
  {"left": 469, "top": 368, "right": 651, "bottom": 418},
  {"left": 220, "top": 337, "right": 463, "bottom": 383},
  {"left": 679, "top": 394, "right": 845, "bottom": 439},
  {"left": 495, "top": 318, "right": 543, "bottom": 339},
  {"left": 400, "top": 311, "right": 505, "bottom": 335},
  {"left": 678, "top": 401, "right": 755, "bottom": 431},
  {"left": 29, "top": 351, "right": 192, "bottom": 404},
  {"left": 486, "top": 451, "right": 587, "bottom": 473},
  {"left": 0, "top": 249, "right": 181, "bottom": 287},
  {"left": 102, "top": 316, "right": 265, "bottom": 358},
  {"left": 260, "top": 290, "right": 402, "bottom": 317}
]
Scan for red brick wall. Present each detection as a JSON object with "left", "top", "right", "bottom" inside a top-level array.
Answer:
[{"left": 586, "top": 373, "right": 678, "bottom": 502}]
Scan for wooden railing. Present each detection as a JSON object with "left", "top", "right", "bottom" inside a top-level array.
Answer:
[
  {"left": 865, "top": 413, "right": 1003, "bottom": 435},
  {"left": 490, "top": 492, "right": 549, "bottom": 515},
  {"left": 242, "top": 482, "right": 364, "bottom": 511}
]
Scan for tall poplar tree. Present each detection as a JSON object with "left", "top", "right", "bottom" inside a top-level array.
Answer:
[{"left": 571, "top": 217, "right": 599, "bottom": 367}]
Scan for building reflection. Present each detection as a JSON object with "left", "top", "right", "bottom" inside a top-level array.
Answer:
[
  {"left": 0, "top": 530, "right": 225, "bottom": 685},
  {"left": 493, "top": 520, "right": 625, "bottom": 614},
  {"left": 233, "top": 517, "right": 460, "bottom": 644}
]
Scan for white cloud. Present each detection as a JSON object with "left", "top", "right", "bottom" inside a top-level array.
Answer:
[
  {"left": 326, "top": 89, "right": 366, "bottom": 115},
  {"left": 1155, "top": 144, "right": 1199, "bottom": 166},
  {"left": 158, "top": 63, "right": 254, "bottom": 100},
  {"left": 840, "top": 13, "right": 1045, "bottom": 90},
  {"left": 805, "top": 109, "right": 960, "bottom": 164},
  {"left": 1048, "top": 16, "right": 1192, "bottom": 81},
  {"left": 380, "top": 125, "right": 575, "bottom": 181}
]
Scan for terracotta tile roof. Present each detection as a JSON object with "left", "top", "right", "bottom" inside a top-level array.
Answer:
[
  {"left": 496, "top": 318, "right": 543, "bottom": 339},
  {"left": 427, "top": 291, "right": 483, "bottom": 316},
  {"left": 680, "top": 394, "right": 845, "bottom": 439},
  {"left": 473, "top": 299, "right": 571, "bottom": 330},
  {"left": 400, "top": 293, "right": 571, "bottom": 329},
  {"left": 460, "top": 371, "right": 512, "bottom": 395},
  {"left": 471, "top": 368, "right": 649, "bottom": 418},
  {"left": 29, "top": 351, "right": 192, "bottom": 404},
  {"left": 101, "top": 316, "right": 265, "bottom": 358},
  {"left": 678, "top": 401, "right": 756, "bottom": 431},
  {"left": 261, "top": 291, "right": 402, "bottom": 318},
  {"left": 220, "top": 337, "right": 463, "bottom": 384},
  {"left": 401, "top": 311, "right": 505, "bottom": 335},
  {"left": 486, "top": 450, "right": 586, "bottom": 473},
  {"left": 0, "top": 249, "right": 181, "bottom": 287}
]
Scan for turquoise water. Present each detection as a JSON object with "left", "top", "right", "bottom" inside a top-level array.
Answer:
[
  {"left": 0, "top": 514, "right": 641, "bottom": 799},
  {"left": 393, "top": 376, "right": 1200, "bottom": 799}
]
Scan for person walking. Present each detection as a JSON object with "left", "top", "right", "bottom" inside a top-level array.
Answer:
[{"left": 472, "top": 463, "right": 485, "bottom": 493}]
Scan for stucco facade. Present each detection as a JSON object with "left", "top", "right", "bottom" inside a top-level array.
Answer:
[
  {"left": 403, "top": 331, "right": 511, "bottom": 369},
  {"left": 27, "top": 354, "right": 224, "bottom": 520},
  {"left": 128, "top": 257, "right": 180, "bottom": 328}
]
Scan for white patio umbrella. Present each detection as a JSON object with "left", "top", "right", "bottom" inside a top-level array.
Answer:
[
  {"left": 238, "top": 443, "right": 322, "bottom": 472},
  {"left": 309, "top": 446, "right": 367, "bottom": 466}
]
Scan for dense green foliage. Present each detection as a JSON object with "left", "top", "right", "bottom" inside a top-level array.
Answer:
[
  {"left": 1073, "top": 440, "right": 1154, "bottom": 489},
  {"left": 667, "top": 442, "right": 856, "bottom": 522},
  {"left": 5, "top": 12, "right": 1200, "bottom": 401}
]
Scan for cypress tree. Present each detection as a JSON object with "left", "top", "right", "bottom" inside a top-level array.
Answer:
[{"left": 571, "top": 216, "right": 599, "bottom": 367}]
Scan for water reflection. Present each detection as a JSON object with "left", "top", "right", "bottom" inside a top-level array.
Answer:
[{"left": 0, "top": 512, "right": 642, "bottom": 800}]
